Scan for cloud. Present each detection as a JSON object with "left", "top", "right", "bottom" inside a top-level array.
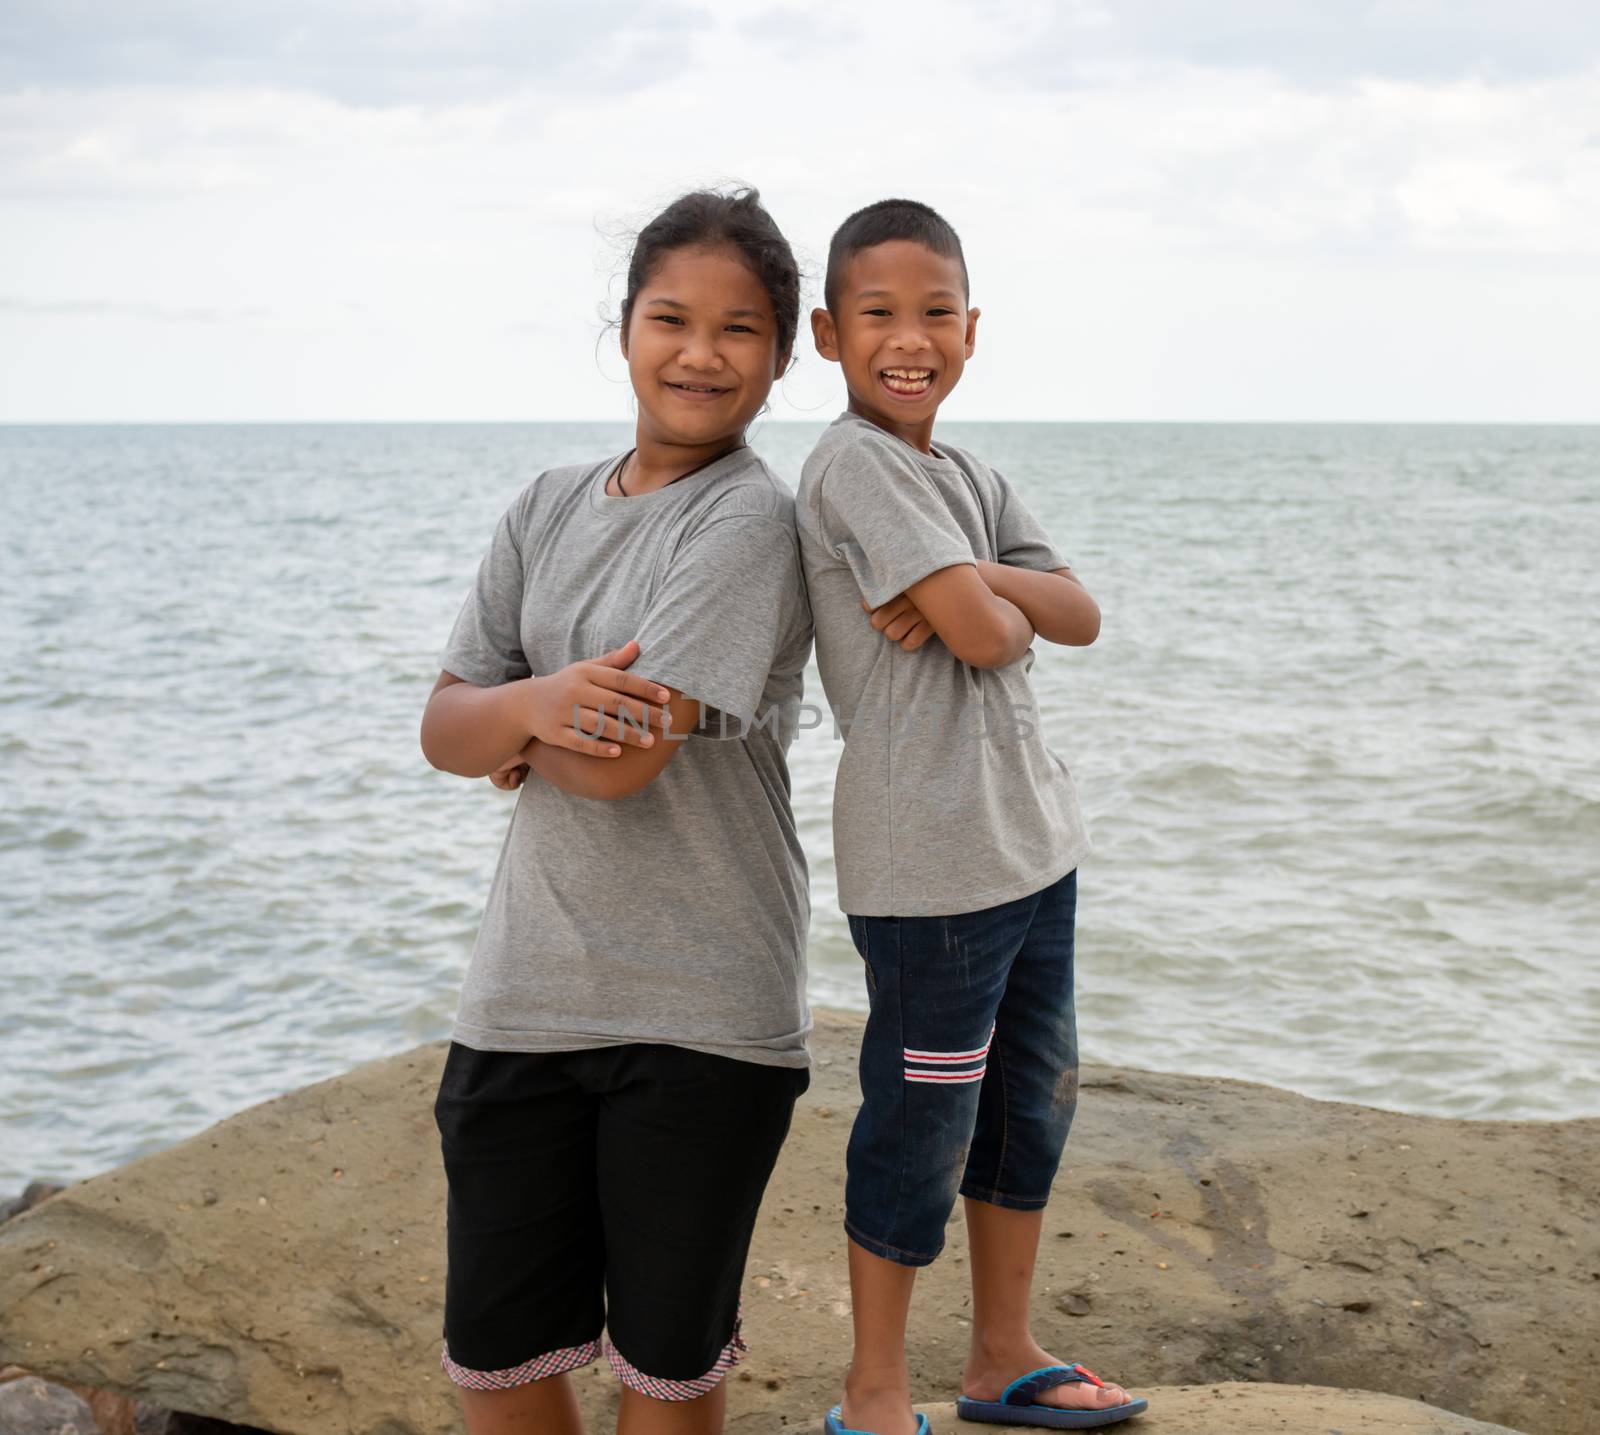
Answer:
[
  {"left": 732, "top": 3, "right": 863, "bottom": 53},
  {"left": 0, "top": 295, "right": 271, "bottom": 322},
  {"left": 1, "top": 0, "right": 1597, "bottom": 420},
  {"left": 991, "top": 0, "right": 1600, "bottom": 85},
  {"left": 0, "top": 0, "right": 709, "bottom": 104}
]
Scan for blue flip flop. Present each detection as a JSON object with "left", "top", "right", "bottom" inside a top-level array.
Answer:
[
  {"left": 954, "top": 1363, "right": 1147, "bottom": 1428},
  {"left": 824, "top": 1404, "right": 932, "bottom": 1434}
]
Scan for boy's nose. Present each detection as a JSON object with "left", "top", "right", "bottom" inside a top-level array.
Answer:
[{"left": 889, "top": 330, "right": 932, "bottom": 352}]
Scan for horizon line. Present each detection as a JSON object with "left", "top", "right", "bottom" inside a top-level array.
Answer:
[{"left": 4, "top": 417, "right": 1600, "bottom": 429}]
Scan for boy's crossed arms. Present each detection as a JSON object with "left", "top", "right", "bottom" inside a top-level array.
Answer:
[{"left": 861, "top": 559, "right": 1099, "bottom": 660}]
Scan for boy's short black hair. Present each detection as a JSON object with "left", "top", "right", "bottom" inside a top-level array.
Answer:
[{"left": 824, "top": 198, "right": 969, "bottom": 313}]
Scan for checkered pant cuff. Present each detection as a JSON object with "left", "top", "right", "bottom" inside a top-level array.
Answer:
[
  {"left": 440, "top": 1336, "right": 601, "bottom": 1389},
  {"left": 602, "top": 1310, "right": 748, "bottom": 1401}
]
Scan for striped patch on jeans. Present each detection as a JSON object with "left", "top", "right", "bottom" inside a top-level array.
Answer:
[
  {"left": 603, "top": 1308, "right": 748, "bottom": 1401},
  {"left": 440, "top": 1336, "right": 600, "bottom": 1389},
  {"left": 904, "top": 1024, "right": 994, "bottom": 1084}
]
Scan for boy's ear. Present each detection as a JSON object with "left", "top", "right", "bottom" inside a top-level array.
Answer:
[
  {"left": 964, "top": 306, "right": 980, "bottom": 361},
  {"left": 811, "top": 306, "right": 841, "bottom": 363}
]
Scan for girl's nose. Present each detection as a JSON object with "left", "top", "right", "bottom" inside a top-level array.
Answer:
[{"left": 679, "top": 333, "right": 723, "bottom": 369}]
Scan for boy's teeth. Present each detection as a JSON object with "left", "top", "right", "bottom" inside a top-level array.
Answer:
[{"left": 882, "top": 367, "right": 934, "bottom": 395}]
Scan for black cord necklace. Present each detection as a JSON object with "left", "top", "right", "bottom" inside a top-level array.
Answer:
[{"left": 613, "top": 443, "right": 745, "bottom": 497}]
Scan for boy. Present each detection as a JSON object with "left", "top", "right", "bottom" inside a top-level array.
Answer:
[{"left": 795, "top": 200, "right": 1146, "bottom": 1433}]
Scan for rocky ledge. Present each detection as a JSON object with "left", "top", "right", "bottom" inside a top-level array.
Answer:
[{"left": 1, "top": 1010, "right": 1594, "bottom": 1434}]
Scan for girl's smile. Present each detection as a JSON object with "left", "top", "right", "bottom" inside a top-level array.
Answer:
[
  {"left": 623, "top": 244, "right": 787, "bottom": 455},
  {"left": 663, "top": 378, "right": 736, "bottom": 402}
]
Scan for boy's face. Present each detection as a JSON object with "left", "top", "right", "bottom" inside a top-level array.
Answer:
[{"left": 812, "top": 239, "right": 979, "bottom": 442}]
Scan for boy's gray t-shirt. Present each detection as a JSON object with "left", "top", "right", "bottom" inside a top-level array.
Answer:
[
  {"left": 437, "top": 446, "right": 813, "bottom": 1067},
  {"left": 795, "top": 411, "right": 1092, "bottom": 917}
]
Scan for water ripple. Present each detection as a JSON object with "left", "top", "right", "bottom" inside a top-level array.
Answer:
[{"left": 1, "top": 420, "right": 1597, "bottom": 1190}]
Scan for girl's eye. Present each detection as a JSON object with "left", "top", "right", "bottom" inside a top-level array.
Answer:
[
  {"left": 727, "top": 324, "right": 755, "bottom": 334},
  {"left": 653, "top": 314, "right": 685, "bottom": 325}
]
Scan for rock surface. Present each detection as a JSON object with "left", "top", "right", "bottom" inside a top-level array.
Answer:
[
  {"left": 915, "top": 1382, "right": 1524, "bottom": 1433},
  {"left": 2, "top": 1009, "right": 1595, "bottom": 1434},
  {"left": 0, "top": 1182, "right": 66, "bottom": 1225},
  {"left": 1, "top": 1359, "right": 270, "bottom": 1432},
  {"left": 0, "top": 1372, "right": 99, "bottom": 1434}
]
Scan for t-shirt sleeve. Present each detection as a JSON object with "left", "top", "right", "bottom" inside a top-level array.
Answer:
[
  {"left": 991, "top": 467, "right": 1069, "bottom": 571},
  {"left": 631, "top": 513, "right": 805, "bottom": 735},
  {"left": 817, "top": 442, "right": 976, "bottom": 609},
  {"left": 436, "top": 497, "right": 533, "bottom": 686}
]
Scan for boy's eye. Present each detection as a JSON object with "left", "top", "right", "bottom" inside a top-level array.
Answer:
[
  {"left": 927, "top": 307, "right": 956, "bottom": 317},
  {"left": 862, "top": 308, "right": 892, "bottom": 318}
]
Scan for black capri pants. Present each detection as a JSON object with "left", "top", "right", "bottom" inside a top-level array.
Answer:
[{"left": 433, "top": 1040, "right": 807, "bottom": 1400}]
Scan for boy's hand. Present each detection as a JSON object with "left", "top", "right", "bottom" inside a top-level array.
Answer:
[
  {"left": 522, "top": 640, "right": 673, "bottom": 757},
  {"left": 861, "top": 594, "right": 936, "bottom": 652}
]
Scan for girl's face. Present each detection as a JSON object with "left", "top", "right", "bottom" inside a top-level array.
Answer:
[{"left": 622, "top": 245, "right": 788, "bottom": 448}]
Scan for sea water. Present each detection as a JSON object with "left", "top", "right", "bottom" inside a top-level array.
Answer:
[{"left": 2, "top": 421, "right": 1596, "bottom": 1189}]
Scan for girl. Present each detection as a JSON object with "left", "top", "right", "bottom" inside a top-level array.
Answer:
[{"left": 419, "top": 187, "right": 812, "bottom": 1435}]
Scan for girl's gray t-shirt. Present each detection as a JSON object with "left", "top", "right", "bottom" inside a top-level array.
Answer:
[
  {"left": 795, "top": 412, "right": 1092, "bottom": 917},
  {"left": 436, "top": 447, "right": 813, "bottom": 1068}
]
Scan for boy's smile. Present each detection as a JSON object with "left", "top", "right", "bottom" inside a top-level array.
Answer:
[{"left": 812, "top": 238, "right": 979, "bottom": 452}]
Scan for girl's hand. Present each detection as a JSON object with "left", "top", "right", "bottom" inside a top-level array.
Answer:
[
  {"left": 488, "top": 750, "right": 531, "bottom": 789},
  {"left": 522, "top": 640, "right": 674, "bottom": 757},
  {"left": 862, "top": 594, "right": 936, "bottom": 652}
]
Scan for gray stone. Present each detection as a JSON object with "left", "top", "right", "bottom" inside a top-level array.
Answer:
[
  {"left": 0, "top": 1374, "right": 98, "bottom": 1434},
  {"left": 0, "top": 1183, "right": 66, "bottom": 1225}
]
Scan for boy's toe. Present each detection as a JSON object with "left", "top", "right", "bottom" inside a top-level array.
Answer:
[{"left": 1037, "top": 1378, "right": 1130, "bottom": 1410}]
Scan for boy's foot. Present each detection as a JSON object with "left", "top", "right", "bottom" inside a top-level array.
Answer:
[
  {"left": 841, "top": 1364, "right": 922, "bottom": 1435},
  {"left": 963, "top": 1344, "right": 1133, "bottom": 1414}
]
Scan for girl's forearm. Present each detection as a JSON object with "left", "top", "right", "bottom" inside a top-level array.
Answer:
[
  {"left": 421, "top": 677, "right": 538, "bottom": 778},
  {"left": 976, "top": 562, "right": 1100, "bottom": 646},
  {"left": 526, "top": 740, "right": 616, "bottom": 800}
]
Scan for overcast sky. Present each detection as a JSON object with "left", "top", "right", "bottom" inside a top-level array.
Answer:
[{"left": 3, "top": 0, "right": 1598, "bottom": 422}]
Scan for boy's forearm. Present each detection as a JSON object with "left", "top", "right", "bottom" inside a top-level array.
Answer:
[
  {"left": 976, "top": 561, "right": 1100, "bottom": 646},
  {"left": 421, "top": 678, "right": 537, "bottom": 778},
  {"left": 987, "top": 593, "right": 1037, "bottom": 667}
]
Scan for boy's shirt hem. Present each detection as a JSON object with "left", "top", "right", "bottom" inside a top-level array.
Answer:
[{"left": 840, "top": 848, "right": 1088, "bottom": 919}]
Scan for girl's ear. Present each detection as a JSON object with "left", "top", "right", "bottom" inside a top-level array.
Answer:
[
  {"left": 774, "top": 346, "right": 794, "bottom": 379},
  {"left": 964, "top": 306, "right": 980, "bottom": 361},
  {"left": 811, "top": 307, "right": 840, "bottom": 363},
  {"left": 619, "top": 317, "right": 629, "bottom": 360}
]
